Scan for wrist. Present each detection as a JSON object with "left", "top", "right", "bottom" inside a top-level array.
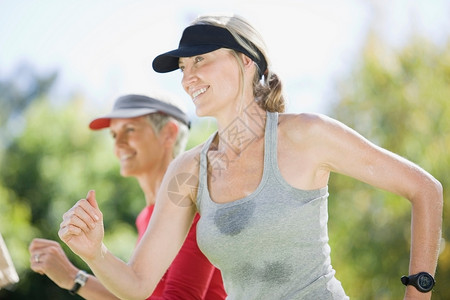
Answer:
[
  {"left": 63, "top": 268, "right": 80, "bottom": 290},
  {"left": 401, "top": 272, "right": 435, "bottom": 296},
  {"left": 68, "top": 270, "right": 89, "bottom": 295},
  {"left": 405, "top": 285, "right": 432, "bottom": 300},
  {"left": 80, "top": 243, "right": 108, "bottom": 267}
]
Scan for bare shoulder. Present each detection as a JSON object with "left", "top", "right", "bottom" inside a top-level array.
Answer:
[
  {"left": 159, "top": 141, "right": 209, "bottom": 206},
  {"left": 279, "top": 112, "right": 335, "bottom": 128},
  {"left": 278, "top": 112, "right": 340, "bottom": 142},
  {"left": 166, "top": 142, "right": 205, "bottom": 176}
]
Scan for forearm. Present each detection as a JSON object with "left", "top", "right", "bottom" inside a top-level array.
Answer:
[
  {"left": 84, "top": 244, "right": 154, "bottom": 300},
  {"left": 404, "top": 181, "right": 443, "bottom": 299},
  {"left": 53, "top": 266, "right": 121, "bottom": 299},
  {"left": 55, "top": 267, "right": 121, "bottom": 300},
  {"left": 76, "top": 274, "right": 120, "bottom": 300},
  {"left": 409, "top": 199, "right": 442, "bottom": 274}
]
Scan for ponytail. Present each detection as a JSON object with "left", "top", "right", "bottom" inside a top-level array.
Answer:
[{"left": 254, "top": 71, "right": 285, "bottom": 113}]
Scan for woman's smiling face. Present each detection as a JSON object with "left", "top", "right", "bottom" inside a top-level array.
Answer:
[
  {"left": 110, "top": 116, "right": 164, "bottom": 177},
  {"left": 179, "top": 49, "right": 242, "bottom": 118}
]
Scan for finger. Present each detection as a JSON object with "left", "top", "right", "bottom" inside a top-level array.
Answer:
[
  {"left": 29, "top": 239, "right": 39, "bottom": 252},
  {"left": 78, "top": 195, "right": 101, "bottom": 224},
  {"left": 30, "top": 252, "right": 43, "bottom": 265},
  {"left": 29, "top": 238, "right": 59, "bottom": 251},
  {"left": 86, "top": 190, "right": 99, "bottom": 211},
  {"left": 60, "top": 210, "right": 87, "bottom": 234},
  {"left": 30, "top": 262, "right": 45, "bottom": 275},
  {"left": 61, "top": 209, "right": 95, "bottom": 234},
  {"left": 58, "top": 223, "right": 82, "bottom": 241},
  {"left": 63, "top": 200, "right": 98, "bottom": 229},
  {"left": 29, "top": 240, "right": 49, "bottom": 255},
  {"left": 30, "top": 253, "right": 45, "bottom": 275}
]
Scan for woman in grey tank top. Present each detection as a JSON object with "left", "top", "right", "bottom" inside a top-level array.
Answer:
[{"left": 59, "top": 14, "right": 442, "bottom": 300}]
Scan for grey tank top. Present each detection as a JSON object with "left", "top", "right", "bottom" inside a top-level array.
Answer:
[{"left": 196, "top": 112, "right": 349, "bottom": 299}]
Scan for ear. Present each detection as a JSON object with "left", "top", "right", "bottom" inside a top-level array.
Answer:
[
  {"left": 160, "top": 120, "right": 179, "bottom": 148},
  {"left": 241, "top": 53, "right": 254, "bottom": 70},
  {"left": 240, "top": 53, "right": 258, "bottom": 78}
]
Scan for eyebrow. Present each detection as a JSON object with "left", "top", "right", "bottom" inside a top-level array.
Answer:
[
  {"left": 110, "top": 120, "right": 139, "bottom": 131},
  {"left": 178, "top": 55, "right": 199, "bottom": 64}
]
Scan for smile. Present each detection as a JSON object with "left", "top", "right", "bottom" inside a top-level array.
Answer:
[
  {"left": 192, "top": 87, "right": 207, "bottom": 99},
  {"left": 120, "top": 153, "right": 134, "bottom": 161}
]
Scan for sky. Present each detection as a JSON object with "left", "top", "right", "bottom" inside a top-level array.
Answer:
[{"left": 1, "top": 0, "right": 449, "bottom": 120}]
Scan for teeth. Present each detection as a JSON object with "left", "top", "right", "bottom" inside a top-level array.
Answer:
[
  {"left": 192, "top": 88, "right": 207, "bottom": 99},
  {"left": 120, "top": 154, "right": 133, "bottom": 161}
]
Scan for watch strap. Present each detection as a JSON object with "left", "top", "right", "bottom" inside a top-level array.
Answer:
[
  {"left": 401, "top": 275, "right": 410, "bottom": 285},
  {"left": 69, "top": 282, "right": 82, "bottom": 295}
]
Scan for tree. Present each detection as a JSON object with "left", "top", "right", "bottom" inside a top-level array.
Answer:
[{"left": 328, "top": 35, "right": 450, "bottom": 299}]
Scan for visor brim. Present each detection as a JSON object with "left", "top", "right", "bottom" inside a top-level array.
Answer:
[{"left": 152, "top": 45, "right": 221, "bottom": 73}]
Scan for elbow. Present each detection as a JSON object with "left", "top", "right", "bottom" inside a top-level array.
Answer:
[
  {"left": 422, "top": 176, "right": 444, "bottom": 217},
  {"left": 141, "top": 289, "right": 154, "bottom": 300},
  {"left": 127, "top": 283, "right": 154, "bottom": 300},
  {"left": 125, "top": 290, "right": 153, "bottom": 300},
  {"left": 134, "top": 277, "right": 158, "bottom": 300},
  {"left": 428, "top": 178, "right": 444, "bottom": 237},
  {"left": 411, "top": 175, "right": 443, "bottom": 214},
  {"left": 431, "top": 177, "right": 444, "bottom": 208},
  {"left": 114, "top": 278, "right": 153, "bottom": 300}
]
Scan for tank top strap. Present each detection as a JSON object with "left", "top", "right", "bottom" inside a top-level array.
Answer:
[
  {"left": 263, "top": 111, "right": 279, "bottom": 175},
  {"left": 197, "top": 132, "right": 217, "bottom": 203}
]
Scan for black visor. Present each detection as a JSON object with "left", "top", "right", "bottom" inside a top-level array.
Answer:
[{"left": 152, "top": 24, "right": 267, "bottom": 78}]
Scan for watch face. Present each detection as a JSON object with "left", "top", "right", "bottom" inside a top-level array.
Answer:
[
  {"left": 418, "top": 273, "right": 434, "bottom": 290},
  {"left": 75, "top": 272, "right": 89, "bottom": 285}
]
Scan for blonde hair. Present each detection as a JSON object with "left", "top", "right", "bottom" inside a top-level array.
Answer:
[{"left": 191, "top": 14, "right": 285, "bottom": 113}]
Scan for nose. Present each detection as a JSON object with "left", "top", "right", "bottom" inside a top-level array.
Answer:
[
  {"left": 181, "top": 66, "right": 197, "bottom": 94},
  {"left": 114, "top": 132, "right": 128, "bottom": 148},
  {"left": 113, "top": 134, "right": 128, "bottom": 159}
]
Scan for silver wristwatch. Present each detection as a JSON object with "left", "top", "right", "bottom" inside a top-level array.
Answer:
[{"left": 69, "top": 270, "right": 89, "bottom": 295}]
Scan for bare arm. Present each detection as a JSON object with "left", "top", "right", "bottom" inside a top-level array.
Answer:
[
  {"left": 290, "top": 113, "right": 443, "bottom": 300},
  {"left": 58, "top": 153, "right": 198, "bottom": 300}
]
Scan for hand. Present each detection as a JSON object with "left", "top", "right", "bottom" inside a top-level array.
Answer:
[
  {"left": 29, "top": 238, "right": 78, "bottom": 290},
  {"left": 58, "top": 190, "right": 104, "bottom": 262}
]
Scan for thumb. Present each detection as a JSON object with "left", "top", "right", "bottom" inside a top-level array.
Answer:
[{"left": 86, "top": 190, "right": 99, "bottom": 209}]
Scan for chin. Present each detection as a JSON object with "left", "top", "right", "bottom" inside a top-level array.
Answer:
[
  {"left": 195, "top": 106, "right": 213, "bottom": 118},
  {"left": 120, "top": 169, "right": 134, "bottom": 178}
]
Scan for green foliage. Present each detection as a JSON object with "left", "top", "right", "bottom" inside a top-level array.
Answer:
[
  {"left": 329, "top": 36, "right": 450, "bottom": 299},
  {"left": 186, "top": 117, "right": 217, "bottom": 150}
]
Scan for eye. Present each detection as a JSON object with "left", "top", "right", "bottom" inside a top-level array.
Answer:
[
  {"left": 179, "top": 65, "right": 185, "bottom": 72},
  {"left": 194, "top": 56, "right": 204, "bottom": 64}
]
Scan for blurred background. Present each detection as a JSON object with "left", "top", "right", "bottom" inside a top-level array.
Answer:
[{"left": 0, "top": 0, "right": 449, "bottom": 299}]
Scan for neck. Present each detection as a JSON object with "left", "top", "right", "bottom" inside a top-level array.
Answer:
[
  {"left": 136, "top": 154, "right": 173, "bottom": 206},
  {"left": 215, "top": 101, "right": 266, "bottom": 157}
]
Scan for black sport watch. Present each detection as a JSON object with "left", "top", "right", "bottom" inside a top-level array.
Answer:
[{"left": 401, "top": 272, "right": 435, "bottom": 293}]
